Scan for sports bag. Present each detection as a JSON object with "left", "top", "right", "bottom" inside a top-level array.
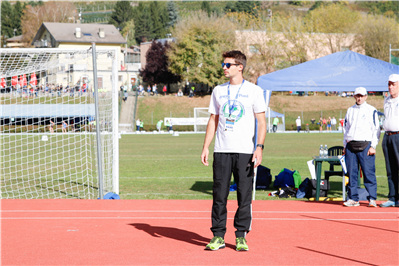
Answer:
[{"left": 306, "top": 179, "right": 330, "bottom": 198}]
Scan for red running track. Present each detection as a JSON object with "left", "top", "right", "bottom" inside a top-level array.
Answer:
[{"left": 1, "top": 199, "right": 398, "bottom": 265}]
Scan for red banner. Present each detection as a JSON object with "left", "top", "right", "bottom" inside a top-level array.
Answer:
[
  {"left": 12, "top": 76, "right": 18, "bottom": 86},
  {"left": 30, "top": 73, "right": 37, "bottom": 85},
  {"left": 1, "top": 77, "right": 6, "bottom": 87}
]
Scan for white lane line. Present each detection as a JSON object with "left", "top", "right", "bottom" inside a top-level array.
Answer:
[
  {"left": 1, "top": 217, "right": 398, "bottom": 221},
  {"left": 2, "top": 210, "right": 398, "bottom": 214}
]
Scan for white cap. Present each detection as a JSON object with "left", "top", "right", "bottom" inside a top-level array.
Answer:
[
  {"left": 298, "top": 116, "right": 300, "bottom": 119},
  {"left": 354, "top": 87, "right": 367, "bottom": 96},
  {"left": 388, "top": 74, "right": 399, "bottom": 83}
]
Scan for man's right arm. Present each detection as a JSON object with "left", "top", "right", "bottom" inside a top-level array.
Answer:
[{"left": 201, "top": 114, "right": 218, "bottom": 166}]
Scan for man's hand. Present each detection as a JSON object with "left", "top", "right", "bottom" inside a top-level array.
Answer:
[
  {"left": 343, "top": 147, "right": 345, "bottom": 155},
  {"left": 252, "top": 147, "right": 262, "bottom": 168},
  {"left": 201, "top": 148, "right": 209, "bottom": 166},
  {"left": 367, "top": 147, "right": 376, "bottom": 156}
]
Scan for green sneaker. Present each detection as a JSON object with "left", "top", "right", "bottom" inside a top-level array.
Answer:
[
  {"left": 235, "top": 237, "right": 249, "bottom": 251},
  {"left": 205, "top": 236, "right": 225, "bottom": 251}
]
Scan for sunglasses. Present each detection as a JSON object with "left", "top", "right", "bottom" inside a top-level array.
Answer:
[{"left": 221, "top": 63, "right": 240, "bottom": 69}]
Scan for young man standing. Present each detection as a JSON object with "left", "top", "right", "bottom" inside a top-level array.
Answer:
[
  {"left": 380, "top": 74, "right": 399, "bottom": 207},
  {"left": 343, "top": 87, "right": 380, "bottom": 207},
  {"left": 201, "top": 50, "right": 266, "bottom": 251}
]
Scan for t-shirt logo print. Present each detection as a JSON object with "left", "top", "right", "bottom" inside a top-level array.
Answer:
[{"left": 222, "top": 101, "right": 245, "bottom": 122}]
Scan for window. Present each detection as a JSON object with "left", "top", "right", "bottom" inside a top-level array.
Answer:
[
  {"left": 341, "top": 46, "right": 350, "bottom": 51},
  {"left": 118, "top": 75, "right": 123, "bottom": 82}
]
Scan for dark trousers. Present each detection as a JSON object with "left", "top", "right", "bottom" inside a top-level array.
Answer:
[
  {"left": 346, "top": 142, "right": 377, "bottom": 201},
  {"left": 211, "top": 153, "right": 254, "bottom": 238},
  {"left": 382, "top": 134, "right": 399, "bottom": 202},
  {"left": 273, "top": 125, "right": 277, "bottom": 133}
]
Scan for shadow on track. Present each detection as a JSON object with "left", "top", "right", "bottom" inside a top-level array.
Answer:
[{"left": 129, "top": 223, "right": 235, "bottom": 249}]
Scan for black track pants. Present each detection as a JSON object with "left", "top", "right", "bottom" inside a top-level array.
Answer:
[{"left": 211, "top": 153, "right": 254, "bottom": 238}]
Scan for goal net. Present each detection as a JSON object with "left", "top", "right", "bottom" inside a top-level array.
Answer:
[
  {"left": 0, "top": 48, "right": 119, "bottom": 199},
  {"left": 194, "top": 107, "right": 210, "bottom": 132}
]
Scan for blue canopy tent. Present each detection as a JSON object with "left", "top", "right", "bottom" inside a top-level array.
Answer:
[{"left": 257, "top": 50, "right": 399, "bottom": 92}]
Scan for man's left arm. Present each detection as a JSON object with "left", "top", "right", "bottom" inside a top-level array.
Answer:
[
  {"left": 368, "top": 109, "right": 381, "bottom": 156},
  {"left": 253, "top": 112, "right": 266, "bottom": 168}
]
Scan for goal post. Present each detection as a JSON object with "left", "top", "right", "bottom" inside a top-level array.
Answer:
[
  {"left": 194, "top": 107, "right": 210, "bottom": 132},
  {"left": 0, "top": 47, "right": 119, "bottom": 199}
]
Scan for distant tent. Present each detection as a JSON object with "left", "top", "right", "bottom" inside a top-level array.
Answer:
[{"left": 257, "top": 50, "right": 399, "bottom": 92}]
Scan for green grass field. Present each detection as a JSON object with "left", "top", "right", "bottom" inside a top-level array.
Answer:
[
  {"left": 119, "top": 133, "right": 389, "bottom": 201},
  {"left": 0, "top": 133, "right": 115, "bottom": 199}
]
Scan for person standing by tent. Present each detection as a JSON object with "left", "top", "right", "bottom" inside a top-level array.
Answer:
[
  {"left": 295, "top": 116, "right": 301, "bottom": 132},
  {"left": 156, "top": 120, "right": 163, "bottom": 132},
  {"left": 380, "top": 74, "right": 399, "bottom": 207},
  {"left": 140, "top": 120, "right": 144, "bottom": 132},
  {"left": 272, "top": 116, "right": 279, "bottom": 133},
  {"left": 201, "top": 50, "right": 266, "bottom": 251},
  {"left": 343, "top": 87, "right": 380, "bottom": 207}
]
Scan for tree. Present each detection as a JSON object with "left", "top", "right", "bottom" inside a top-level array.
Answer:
[
  {"left": 308, "top": 1, "right": 331, "bottom": 11},
  {"left": 1, "top": 1, "right": 15, "bottom": 38},
  {"left": 168, "top": 12, "right": 236, "bottom": 87},
  {"left": 166, "top": 1, "right": 179, "bottom": 28},
  {"left": 139, "top": 40, "right": 181, "bottom": 88},
  {"left": 201, "top": 1, "right": 211, "bottom": 16},
  {"left": 109, "top": 1, "right": 134, "bottom": 29},
  {"left": 121, "top": 20, "right": 137, "bottom": 47},
  {"left": 224, "top": 2, "right": 237, "bottom": 13},
  {"left": 289, "top": 1, "right": 302, "bottom": 6},
  {"left": 353, "top": 14, "right": 399, "bottom": 62},
  {"left": 134, "top": 3, "right": 153, "bottom": 43},
  {"left": 235, "top": 1, "right": 260, "bottom": 16},
  {"left": 21, "top": 2, "right": 75, "bottom": 46},
  {"left": 12, "top": 1, "right": 24, "bottom": 36},
  {"left": 304, "top": 4, "right": 360, "bottom": 53},
  {"left": 149, "top": 1, "right": 169, "bottom": 40}
]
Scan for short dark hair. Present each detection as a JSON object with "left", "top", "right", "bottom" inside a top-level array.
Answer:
[{"left": 222, "top": 50, "right": 246, "bottom": 71}]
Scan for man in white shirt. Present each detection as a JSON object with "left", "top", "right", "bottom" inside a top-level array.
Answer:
[
  {"left": 343, "top": 87, "right": 380, "bottom": 207},
  {"left": 331, "top": 117, "right": 337, "bottom": 131},
  {"left": 380, "top": 74, "right": 399, "bottom": 207},
  {"left": 201, "top": 50, "right": 266, "bottom": 251},
  {"left": 136, "top": 119, "right": 140, "bottom": 131},
  {"left": 295, "top": 116, "right": 301, "bottom": 132}
]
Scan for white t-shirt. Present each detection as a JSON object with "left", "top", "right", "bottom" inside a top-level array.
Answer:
[
  {"left": 383, "top": 96, "right": 399, "bottom": 132},
  {"left": 296, "top": 118, "right": 301, "bottom": 126},
  {"left": 208, "top": 80, "right": 266, "bottom": 154}
]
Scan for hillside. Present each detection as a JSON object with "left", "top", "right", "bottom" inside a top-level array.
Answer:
[{"left": 136, "top": 93, "right": 385, "bottom": 130}]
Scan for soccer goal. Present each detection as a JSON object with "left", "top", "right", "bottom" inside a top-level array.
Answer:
[
  {"left": 194, "top": 107, "right": 210, "bottom": 132},
  {"left": 0, "top": 47, "right": 119, "bottom": 199}
]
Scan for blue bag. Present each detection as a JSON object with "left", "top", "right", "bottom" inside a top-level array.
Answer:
[{"left": 274, "top": 168, "right": 296, "bottom": 188}]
